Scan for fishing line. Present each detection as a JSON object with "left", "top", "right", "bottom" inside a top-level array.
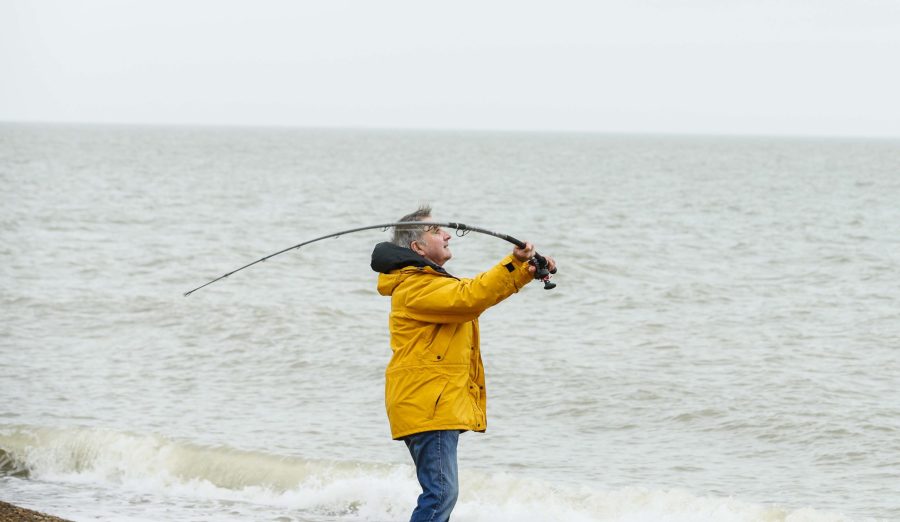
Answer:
[{"left": 184, "top": 221, "right": 557, "bottom": 296}]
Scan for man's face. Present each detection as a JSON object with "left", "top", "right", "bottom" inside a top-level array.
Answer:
[{"left": 412, "top": 220, "right": 452, "bottom": 266}]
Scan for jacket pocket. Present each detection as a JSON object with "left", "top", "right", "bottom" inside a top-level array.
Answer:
[
  {"left": 422, "top": 323, "right": 459, "bottom": 362},
  {"left": 428, "top": 378, "right": 450, "bottom": 420}
]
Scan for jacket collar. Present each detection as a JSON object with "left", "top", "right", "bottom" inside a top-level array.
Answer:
[{"left": 370, "top": 241, "right": 449, "bottom": 274}]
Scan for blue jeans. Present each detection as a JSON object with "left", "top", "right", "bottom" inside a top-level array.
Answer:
[{"left": 404, "top": 430, "right": 460, "bottom": 522}]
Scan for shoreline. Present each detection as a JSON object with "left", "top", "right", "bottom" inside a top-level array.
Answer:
[{"left": 0, "top": 501, "right": 73, "bottom": 522}]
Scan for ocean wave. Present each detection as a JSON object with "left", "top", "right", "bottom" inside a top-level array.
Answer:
[{"left": 0, "top": 424, "right": 853, "bottom": 522}]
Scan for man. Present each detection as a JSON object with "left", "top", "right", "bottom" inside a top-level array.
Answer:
[{"left": 369, "top": 206, "right": 556, "bottom": 522}]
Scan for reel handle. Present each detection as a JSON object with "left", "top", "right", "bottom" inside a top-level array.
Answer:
[{"left": 529, "top": 253, "right": 557, "bottom": 290}]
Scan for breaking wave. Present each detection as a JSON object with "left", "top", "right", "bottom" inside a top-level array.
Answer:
[{"left": 0, "top": 425, "right": 850, "bottom": 522}]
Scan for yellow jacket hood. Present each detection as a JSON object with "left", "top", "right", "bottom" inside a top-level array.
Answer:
[{"left": 371, "top": 241, "right": 453, "bottom": 296}]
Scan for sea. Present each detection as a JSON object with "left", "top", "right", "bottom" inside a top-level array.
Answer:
[{"left": 1, "top": 123, "right": 898, "bottom": 522}]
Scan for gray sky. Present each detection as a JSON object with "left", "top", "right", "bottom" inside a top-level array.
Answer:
[{"left": 2, "top": 0, "right": 899, "bottom": 137}]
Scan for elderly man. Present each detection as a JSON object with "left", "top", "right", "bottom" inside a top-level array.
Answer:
[{"left": 370, "top": 206, "right": 555, "bottom": 522}]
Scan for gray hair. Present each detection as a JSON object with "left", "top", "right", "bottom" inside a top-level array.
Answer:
[{"left": 392, "top": 205, "right": 432, "bottom": 249}]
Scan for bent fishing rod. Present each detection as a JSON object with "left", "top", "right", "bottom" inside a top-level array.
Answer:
[{"left": 184, "top": 221, "right": 557, "bottom": 297}]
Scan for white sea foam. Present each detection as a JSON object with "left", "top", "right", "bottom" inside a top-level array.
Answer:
[{"left": 0, "top": 425, "right": 852, "bottom": 522}]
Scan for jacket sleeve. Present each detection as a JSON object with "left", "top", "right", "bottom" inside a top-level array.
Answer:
[{"left": 400, "top": 255, "right": 534, "bottom": 323}]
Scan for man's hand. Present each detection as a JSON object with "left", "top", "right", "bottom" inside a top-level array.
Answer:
[
  {"left": 513, "top": 242, "right": 535, "bottom": 262},
  {"left": 513, "top": 242, "right": 557, "bottom": 275}
]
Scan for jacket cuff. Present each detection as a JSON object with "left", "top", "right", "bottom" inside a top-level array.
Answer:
[{"left": 500, "top": 255, "right": 533, "bottom": 290}]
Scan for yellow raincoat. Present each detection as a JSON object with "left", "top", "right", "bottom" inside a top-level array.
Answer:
[{"left": 372, "top": 242, "right": 534, "bottom": 439}]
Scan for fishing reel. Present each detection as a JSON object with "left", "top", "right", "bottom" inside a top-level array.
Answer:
[{"left": 529, "top": 253, "right": 557, "bottom": 290}]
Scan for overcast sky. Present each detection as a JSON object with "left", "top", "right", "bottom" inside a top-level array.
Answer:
[{"left": 2, "top": 0, "right": 898, "bottom": 137}]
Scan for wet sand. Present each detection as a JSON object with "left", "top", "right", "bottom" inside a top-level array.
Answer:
[{"left": 0, "top": 501, "right": 73, "bottom": 522}]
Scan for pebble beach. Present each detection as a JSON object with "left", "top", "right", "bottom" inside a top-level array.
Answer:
[{"left": 0, "top": 501, "right": 72, "bottom": 522}]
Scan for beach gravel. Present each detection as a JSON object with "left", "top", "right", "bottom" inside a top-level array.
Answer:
[{"left": 0, "top": 501, "right": 73, "bottom": 522}]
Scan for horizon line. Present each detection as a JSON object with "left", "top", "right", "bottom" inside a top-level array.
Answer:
[{"left": 1, "top": 118, "right": 898, "bottom": 142}]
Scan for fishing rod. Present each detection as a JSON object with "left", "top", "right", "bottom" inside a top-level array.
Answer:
[{"left": 184, "top": 221, "right": 557, "bottom": 297}]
